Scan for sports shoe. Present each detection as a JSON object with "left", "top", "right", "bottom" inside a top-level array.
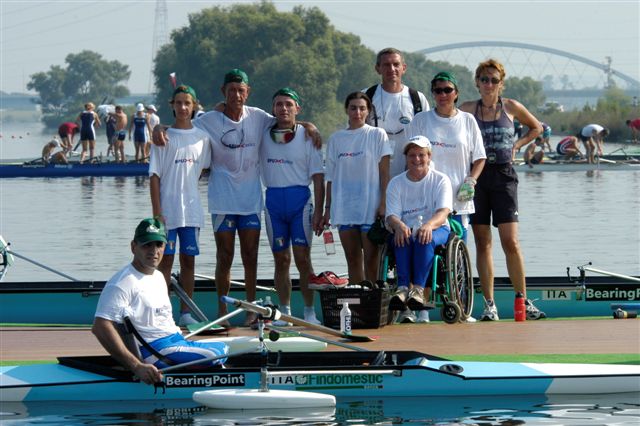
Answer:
[
  {"left": 304, "top": 307, "right": 322, "bottom": 325},
  {"left": 272, "top": 319, "right": 293, "bottom": 327},
  {"left": 416, "top": 310, "right": 430, "bottom": 323},
  {"left": 178, "top": 312, "right": 199, "bottom": 326},
  {"left": 396, "top": 308, "right": 416, "bottom": 324},
  {"left": 525, "top": 299, "right": 546, "bottom": 320},
  {"left": 480, "top": 299, "right": 499, "bottom": 321},
  {"left": 308, "top": 271, "right": 349, "bottom": 290},
  {"left": 406, "top": 286, "right": 426, "bottom": 311},
  {"left": 390, "top": 286, "right": 409, "bottom": 310}
]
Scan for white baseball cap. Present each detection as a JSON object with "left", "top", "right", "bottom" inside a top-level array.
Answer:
[
  {"left": 136, "top": 103, "right": 145, "bottom": 112},
  {"left": 403, "top": 135, "right": 432, "bottom": 154},
  {"left": 146, "top": 104, "right": 157, "bottom": 112}
]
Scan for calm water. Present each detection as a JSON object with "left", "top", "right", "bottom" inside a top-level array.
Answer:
[
  {"left": 1, "top": 394, "right": 639, "bottom": 425},
  {"left": 1, "top": 121, "right": 638, "bottom": 282}
]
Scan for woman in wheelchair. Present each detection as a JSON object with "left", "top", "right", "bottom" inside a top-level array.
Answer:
[{"left": 385, "top": 136, "right": 452, "bottom": 323}]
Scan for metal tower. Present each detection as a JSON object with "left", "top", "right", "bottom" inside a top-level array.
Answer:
[{"left": 149, "top": 0, "right": 169, "bottom": 93}]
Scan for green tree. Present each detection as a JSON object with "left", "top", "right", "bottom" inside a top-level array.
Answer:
[
  {"left": 502, "top": 76, "right": 546, "bottom": 112},
  {"left": 27, "top": 50, "right": 130, "bottom": 127}
]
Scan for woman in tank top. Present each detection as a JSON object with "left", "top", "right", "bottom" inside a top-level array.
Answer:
[{"left": 459, "top": 59, "right": 545, "bottom": 322}]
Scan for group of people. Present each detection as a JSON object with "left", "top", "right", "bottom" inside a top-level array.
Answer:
[{"left": 93, "top": 50, "right": 551, "bottom": 385}]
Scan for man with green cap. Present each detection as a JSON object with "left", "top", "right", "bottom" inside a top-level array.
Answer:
[
  {"left": 92, "top": 218, "right": 228, "bottom": 385},
  {"left": 259, "top": 88, "right": 325, "bottom": 326}
]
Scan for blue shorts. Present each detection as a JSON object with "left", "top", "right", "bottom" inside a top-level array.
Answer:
[
  {"left": 164, "top": 227, "right": 200, "bottom": 256},
  {"left": 338, "top": 223, "right": 373, "bottom": 233},
  {"left": 117, "top": 130, "right": 126, "bottom": 141},
  {"left": 265, "top": 186, "right": 313, "bottom": 252},
  {"left": 140, "top": 332, "right": 229, "bottom": 369},
  {"left": 80, "top": 128, "right": 95, "bottom": 141},
  {"left": 212, "top": 214, "right": 261, "bottom": 233}
]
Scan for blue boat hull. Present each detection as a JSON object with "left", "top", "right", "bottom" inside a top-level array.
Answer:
[
  {"left": 1, "top": 352, "right": 638, "bottom": 401},
  {"left": 0, "top": 162, "right": 148, "bottom": 178}
]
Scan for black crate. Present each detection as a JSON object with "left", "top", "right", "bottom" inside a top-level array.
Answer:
[{"left": 319, "top": 287, "right": 390, "bottom": 329}]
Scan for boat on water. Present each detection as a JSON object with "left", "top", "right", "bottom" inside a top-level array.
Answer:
[
  {"left": 2, "top": 350, "right": 638, "bottom": 402},
  {"left": 0, "top": 159, "right": 148, "bottom": 178},
  {"left": 1, "top": 273, "right": 638, "bottom": 325},
  {"left": 513, "top": 160, "right": 640, "bottom": 172}
]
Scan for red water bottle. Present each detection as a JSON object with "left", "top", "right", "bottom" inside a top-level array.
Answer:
[{"left": 514, "top": 292, "right": 526, "bottom": 322}]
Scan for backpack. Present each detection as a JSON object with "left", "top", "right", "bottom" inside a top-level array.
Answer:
[{"left": 365, "top": 85, "right": 423, "bottom": 127}]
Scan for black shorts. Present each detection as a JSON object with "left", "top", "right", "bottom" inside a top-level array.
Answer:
[
  {"left": 578, "top": 134, "right": 591, "bottom": 143},
  {"left": 470, "top": 163, "right": 519, "bottom": 227}
]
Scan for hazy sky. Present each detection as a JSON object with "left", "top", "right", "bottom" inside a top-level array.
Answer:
[{"left": 1, "top": 0, "right": 638, "bottom": 95}]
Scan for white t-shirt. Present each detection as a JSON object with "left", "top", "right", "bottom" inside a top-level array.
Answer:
[
  {"left": 194, "top": 107, "right": 273, "bottom": 215},
  {"left": 581, "top": 124, "right": 604, "bottom": 137},
  {"left": 385, "top": 168, "right": 452, "bottom": 232},
  {"left": 365, "top": 85, "right": 430, "bottom": 177},
  {"left": 260, "top": 124, "right": 323, "bottom": 188},
  {"left": 325, "top": 124, "right": 392, "bottom": 225},
  {"left": 408, "top": 109, "right": 486, "bottom": 215},
  {"left": 94, "top": 264, "right": 181, "bottom": 342},
  {"left": 146, "top": 113, "right": 160, "bottom": 141},
  {"left": 149, "top": 127, "right": 212, "bottom": 230}
]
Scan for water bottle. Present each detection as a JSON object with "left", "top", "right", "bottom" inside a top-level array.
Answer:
[
  {"left": 323, "top": 226, "right": 336, "bottom": 255},
  {"left": 411, "top": 215, "right": 424, "bottom": 240},
  {"left": 514, "top": 292, "right": 526, "bottom": 322},
  {"left": 340, "top": 302, "right": 352, "bottom": 335}
]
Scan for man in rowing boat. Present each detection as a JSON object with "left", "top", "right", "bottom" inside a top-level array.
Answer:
[
  {"left": 41, "top": 137, "right": 68, "bottom": 164},
  {"left": 92, "top": 218, "right": 228, "bottom": 385}
]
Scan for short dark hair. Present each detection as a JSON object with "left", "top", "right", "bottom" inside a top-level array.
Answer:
[
  {"left": 376, "top": 47, "right": 404, "bottom": 66},
  {"left": 344, "top": 91, "right": 372, "bottom": 112}
]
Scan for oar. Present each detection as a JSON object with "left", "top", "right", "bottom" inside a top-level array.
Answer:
[
  {"left": 221, "top": 295, "right": 377, "bottom": 343},
  {"left": 194, "top": 273, "right": 277, "bottom": 292},
  {"left": 184, "top": 308, "right": 243, "bottom": 339},
  {"left": 268, "top": 324, "right": 367, "bottom": 352},
  {"left": 3, "top": 244, "right": 81, "bottom": 282},
  {"left": 584, "top": 266, "right": 640, "bottom": 283}
]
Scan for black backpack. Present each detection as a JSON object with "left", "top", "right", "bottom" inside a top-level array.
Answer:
[{"left": 365, "top": 85, "right": 423, "bottom": 127}]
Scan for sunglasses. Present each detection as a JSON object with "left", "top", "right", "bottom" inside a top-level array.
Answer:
[
  {"left": 479, "top": 76, "right": 501, "bottom": 85},
  {"left": 432, "top": 87, "right": 455, "bottom": 95},
  {"left": 270, "top": 127, "right": 295, "bottom": 144}
]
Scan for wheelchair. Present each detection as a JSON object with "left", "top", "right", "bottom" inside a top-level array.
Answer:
[{"left": 378, "top": 217, "right": 474, "bottom": 324}]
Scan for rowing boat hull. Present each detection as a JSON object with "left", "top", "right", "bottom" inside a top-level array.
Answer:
[
  {"left": 513, "top": 162, "right": 640, "bottom": 172},
  {"left": 1, "top": 275, "right": 637, "bottom": 324},
  {"left": 1, "top": 352, "right": 638, "bottom": 401},
  {"left": 0, "top": 162, "right": 148, "bottom": 178}
]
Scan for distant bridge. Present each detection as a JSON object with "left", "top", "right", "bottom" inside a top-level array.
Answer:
[{"left": 418, "top": 41, "right": 639, "bottom": 89}]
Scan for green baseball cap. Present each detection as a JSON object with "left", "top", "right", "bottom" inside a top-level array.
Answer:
[
  {"left": 272, "top": 87, "right": 300, "bottom": 105},
  {"left": 171, "top": 85, "right": 198, "bottom": 102},
  {"left": 431, "top": 71, "right": 458, "bottom": 90},
  {"left": 223, "top": 68, "right": 249, "bottom": 85},
  {"left": 134, "top": 218, "right": 167, "bottom": 245}
]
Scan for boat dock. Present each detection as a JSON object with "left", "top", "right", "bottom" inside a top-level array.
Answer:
[{"left": 2, "top": 318, "right": 638, "bottom": 362}]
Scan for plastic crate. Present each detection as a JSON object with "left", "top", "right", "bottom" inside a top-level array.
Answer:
[{"left": 319, "top": 287, "right": 390, "bottom": 329}]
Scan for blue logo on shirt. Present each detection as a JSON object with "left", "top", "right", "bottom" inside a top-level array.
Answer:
[{"left": 338, "top": 151, "right": 364, "bottom": 158}]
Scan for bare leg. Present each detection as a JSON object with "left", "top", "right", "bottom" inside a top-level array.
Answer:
[
  {"left": 80, "top": 140, "right": 88, "bottom": 163},
  {"left": 338, "top": 228, "right": 365, "bottom": 284},
  {"left": 214, "top": 231, "right": 235, "bottom": 318},
  {"left": 238, "top": 228, "right": 260, "bottom": 325},
  {"left": 89, "top": 140, "right": 95, "bottom": 160},
  {"left": 158, "top": 254, "right": 174, "bottom": 292},
  {"left": 179, "top": 253, "right": 195, "bottom": 312},
  {"left": 273, "top": 249, "right": 292, "bottom": 306},
  {"left": 497, "top": 222, "right": 526, "bottom": 297},
  {"left": 292, "top": 245, "right": 314, "bottom": 307},
  {"left": 472, "top": 224, "right": 494, "bottom": 301},
  {"left": 361, "top": 231, "right": 381, "bottom": 282}
]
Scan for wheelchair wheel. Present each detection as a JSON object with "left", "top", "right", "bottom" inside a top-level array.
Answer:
[
  {"left": 441, "top": 301, "right": 461, "bottom": 324},
  {"left": 446, "top": 237, "right": 474, "bottom": 320}
]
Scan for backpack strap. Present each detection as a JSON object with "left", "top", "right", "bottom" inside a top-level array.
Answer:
[
  {"left": 408, "top": 87, "right": 423, "bottom": 115},
  {"left": 365, "top": 85, "right": 379, "bottom": 127}
]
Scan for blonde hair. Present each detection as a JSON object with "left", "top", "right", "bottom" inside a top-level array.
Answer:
[
  {"left": 85, "top": 102, "right": 95, "bottom": 110},
  {"left": 474, "top": 59, "right": 506, "bottom": 81}
]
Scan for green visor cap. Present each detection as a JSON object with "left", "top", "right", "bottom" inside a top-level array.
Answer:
[
  {"left": 134, "top": 218, "right": 167, "bottom": 245},
  {"left": 272, "top": 87, "right": 300, "bottom": 105},
  {"left": 172, "top": 85, "right": 198, "bottom": 102},
  {"left": 224, "top": 68, "right": 249, "bottom": 85},
  {"left": 431, "top": 71, "right": 458, "bottom": 89}
]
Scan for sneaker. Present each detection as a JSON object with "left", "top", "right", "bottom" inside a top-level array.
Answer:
[
  {"left": 308, "top": 271, "right": 349, "bottom": 290},
  {"left": 178, "top": 313, "right": 199, "bottom": 326},
  {"left": 304, "top": 308, "right": 322, "bottom": 325},
  {"left": 480, "top": 299, "right": 499, "bottom": 321},
  {"left": 406, "top": 286, "right": 426, "bottom": 311},
  {"left": 390, "top": 286, "right": 409, "bottom": 310},
  {"left": 525, "top": 299, "right": 546, "bottom": 320},
  {"left": 396, "top": 308, "right": 416, "bottom": 324},
  {"left": 416, "top": 310, "right": 430, "bottom": 323}
]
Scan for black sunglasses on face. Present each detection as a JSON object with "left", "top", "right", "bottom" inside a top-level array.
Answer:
[
  {"left": 432, "top": 87, "right": 455, "bottom": 95},
  {"left": 479, "top": 76, "right": 501, "bottom": 85}
]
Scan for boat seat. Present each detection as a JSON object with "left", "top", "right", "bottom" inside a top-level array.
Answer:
[{"left": 115, "top": 322, "right": 143, "bottom": 360}]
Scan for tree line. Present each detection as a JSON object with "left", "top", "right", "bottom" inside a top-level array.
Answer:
[{"left": 27, "top": 2, "right": 636, "bottom": 141}]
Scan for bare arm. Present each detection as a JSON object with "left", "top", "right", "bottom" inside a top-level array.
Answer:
[
  {"left": 150, "top": 174, "right": 163, "bottom": 223},
  {"left": 91, "top": 317, "right": 162, "bottom": 385},
  {"left": 322, "top": 181, "right": 332, "bottom": 228},
  {"left": 94, "top": 112, "right": 101, "bottom": 127},
  {"left": 311, "top": 173, "right": 325, "bottom": 236},
  {"left": 377, "top": 155, "right": 390, "bottom": 218},
  {"left": 416, "top": 207, "right": 450, "bottom": 245},
  {"left": 386, "top": 214, "right": 411, "bottom": 248},
  {"left": 298, "top": 121, "right": 322, "bottom": 149},
  {"left": 504, "top": 98, "right": 542, "bottom": 154},
  {"left": 469, "top": 158, "right": 485, "bottom": 181}
]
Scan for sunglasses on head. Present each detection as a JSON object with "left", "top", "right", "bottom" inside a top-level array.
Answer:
[
  {"left": 270, "top": 126, "right": 295, "bottom": 144},
  {"left": 479, "top": 76, "right": 501, "bottom": 85},
  {"left": 432, "top": 87, "right": 455, "bottom": 95}
]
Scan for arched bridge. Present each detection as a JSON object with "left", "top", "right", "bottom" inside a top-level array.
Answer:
[{"left": 418, "top": 41, "right": 639, "bottom": 89}]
